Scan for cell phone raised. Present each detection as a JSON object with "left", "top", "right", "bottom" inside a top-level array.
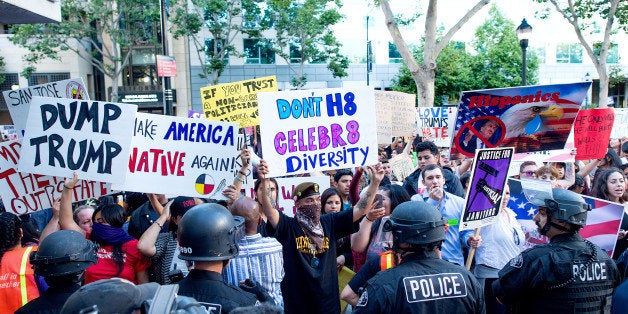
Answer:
[{"left": 373, "top": 194, "right": 384, "bottom": 208}]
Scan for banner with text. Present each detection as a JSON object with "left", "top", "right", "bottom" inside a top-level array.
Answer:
[
  {"left": 201, "top": 76, "right": 277, "bottom": 128},
  {"left": 374, "top": 90, "right": 415, "bottom": 143},
  {"left": 18, "top": 97, "right": 137, "bottom": 184},
  {"left": 416, "top": 106, "right": 457, "bottom": 147},
  {"left": 610, "top": 108, "right": 628, "bottom": 138},
  {"left": 112, "top": 112, "right": 239, "bottom": 199},
  {"left": 0, "top": 125, "right": 19, "bottom": 141},
  {"left": 3, "top": 78, "right": 89, "bottom": 136},
  {"left": 0, "top": 140, "right": 111, "bottom": 215},
  {"left": 573, "top": 108, "right": 614, "bottom": 160},
  {"left": 450, "top": 82, "right": 588, "bottom": 159},
  {"left": 460, "top": 147, "right": 513, "bottom": 231},
  {"left": 258, "top": 87, "right": 379, "bottom": 177}
]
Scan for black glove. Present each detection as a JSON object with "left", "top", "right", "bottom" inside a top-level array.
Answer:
[{"left": 238, "top": 279, "right": 275, "bottom": 306}]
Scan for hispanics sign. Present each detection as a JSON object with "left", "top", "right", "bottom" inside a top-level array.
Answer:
[
  {"left": 2, "top": 78, "right": 89, "bottom": 136},
  {"left": 0, "top": 140, "right": 112, "bottom": 215},
  {"left": 112, "top": 112, "right": 239, "bottom": 199},
  {"left": 201, "top": 76, "right": 277, "bottom": 128},
  {"left": 460, "top": 147, "right": 513, "bottom": 231},
  {"left": 18, "top": 97, "right": 137, "bottom": 184},
  {"left": 258, "top": 87, "right": 379, "bottom": 177},
  {"left": 450, "top": 82, "right": 588, "bottom": 159}
]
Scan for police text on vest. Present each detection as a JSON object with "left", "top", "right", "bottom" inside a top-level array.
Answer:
[
  {"left": 403, "top": 273, "right": 468, "bottom": 303},
  {"left": 572, "top": 261, "right": 607, "bottom": 282}
]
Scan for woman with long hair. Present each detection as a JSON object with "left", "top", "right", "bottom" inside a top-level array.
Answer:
[
  {"left": 58, "top": 173, "right": 150, "bottom": 284},
  {"left": 321, "top": 187, "right": 352, "bottom": 269},
  {"left": 592, "top": 168, "right": 628, "bottom": 260}
]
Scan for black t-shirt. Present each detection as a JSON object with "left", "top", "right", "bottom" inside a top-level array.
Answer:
[
  {"left": 16, "top": 284, "right": 80, "bottom": 314},
  {"left": 272, "top": 209, "right": 356, "bottom": 314},
  {"left": 348, "top": 256, "right": 380, "bottom": 293}
]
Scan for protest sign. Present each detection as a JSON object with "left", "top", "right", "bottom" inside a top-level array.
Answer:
[
  {"left": 18, "top": 97, "right": 136, "bottom": 184},
  {"left": 374, "top": 90, "right": 415, "bottom": 143},
  {"left": 3, "top": 78, "right": 89, "bottom": 136},
  {"left": 388, "top": 152, "right": 415, "bottom": 182},
  {"left": 460, "top": 147, "right": 513, "bottom": 231},
  {"left": 258, "top": 87, "right": 378, "bottom": 177},
  {"left": 450, "top": 82, "right": 589, "bottom": 159},
  {"left": 201, "top": 76, "right": 277, "bottom": 128},
  {"left": 573, "top": 108, "right": 614, "bottom": 160},
  {"left": 374, "top": 92, "right": 392, "bottom": 144},
  {"left": 416, "top": 106, "right": 457, "bottom": 147},
  {"left": 0, "top": 125, "right": 19, "bottom": 141},
  {"left": 0, "top": 139, "right": 111, "bottom": 215},
  {"left": 188, "top": 110, "right": 203, "bottom": 119},
  {"left": 610, "top": 108, "right": 628, "bottom": 138},
  {"left": 112, "top": 112, "right": 239, "bottom": 199},
  {"left": 239, "top": 175, "right": 330, "bottom": 217},
  {"left": 508, "top": 178, "right": 624, "bottom": 257}
]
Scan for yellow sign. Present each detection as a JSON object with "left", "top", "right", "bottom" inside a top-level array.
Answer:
[{"left": 200, "top": 76, "right": 277, "bottom": 128}]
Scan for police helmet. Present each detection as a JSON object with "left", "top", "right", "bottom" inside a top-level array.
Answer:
[
  {"left": 383, "top": 201, "right": 447, "bottom": 245},
  {"left": 30, "top": 230, "right": 98, "bottom": 277},
  {"left": 177, "top": 203, "right": 244, "bottom": 261},
  {"left": 530, "top": 187, "right": 591, "bottom": 227}
]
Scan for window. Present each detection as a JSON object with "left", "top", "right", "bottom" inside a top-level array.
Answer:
[
  {"left": 594, "top": 42, "right": 619, "bottom": 64},
  {"left": 243, "top": 39, "right": 275, "bottom": 64},
  {"left": 0, "top": 73, "right": 19, "bottom": 110},
  {"left": 388, "top": 42, "right": 401, "bottom": 63},
  {"left": 556, "top": 43, "right": 583, "bottom": 63},
  {"left": 289, "top": 40, "right": 302, "bottom": 63},
  {"left": 121, "top": 48, "right": 159, "bottom": 87},
  {"left": 205, "top": 38, "right": 229, "bottom": 65},
  {"left": 28, "top": 73, "right": 70, "bottom": 86},
  {"left": 534, "top": 47, "right": 546, "bottom": 64}
]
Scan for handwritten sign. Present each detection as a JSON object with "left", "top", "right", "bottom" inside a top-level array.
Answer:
[
  {"left": 201, "top": 76, "right": 277, "bottom": 128},
  {"left": 2, "top": 78, "right": 89, "bottom": 136},
  {"left": 388, "top": 152, "right": 415, "bottom": 181},
  {"left": 0, "top": 125, "right": 19, "bottom": 140},
  {"left": 460, "top": 147, "right": 513, "bottom": 231},
  {"left": 0, "top": 139, "right": 111, "bottom": 215},
  {"left": 573, "top": 108, "right": 614, "bottom": 160},
  {"left": 374, "top": 90, "right": 415, "bottom": 143},
  {"left": 416, "top": 106, "right": 457, "bottom": 147},
  {"left": 18, "top": 97, "right": 137, "bottom": 184},
  {"left": 112, "top": 112, "right": 239, "bottom": 199},
  {"left": 258, "top": 87, "right": 378, "bottom": 177},
  {"left": 610, "top": 108, "right": 628, "bottom": 138}
]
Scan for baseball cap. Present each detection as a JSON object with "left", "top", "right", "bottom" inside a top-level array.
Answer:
[
  {"left": 170, "top": 196, "right": 198, "bottom": 218},
  {"left": 61, "top": 278, "right": 159, "bottom": 314},
  {"left": 293, "top": 182, "right": 320, "bottom": 201}
]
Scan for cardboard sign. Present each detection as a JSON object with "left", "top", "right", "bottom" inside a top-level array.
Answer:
[
  {"left": 610, "top": 108, "right": 628, "bottom": 138},
  {"left": 416, "top": 106, "right": 457, "bottom": 147},
  {"left": 3, "top": 78, "right": 89, "bottom": 136},
  {"left": 508, "top": 178, "right": 624, "bottom": 257},
  {"left": 450, "top": 82, "right": 589, "bottom": 159},
  {"left": 388, "top": 152, "right": 415, "bottom": 182},
  {"left": 112, "top": 113, "right": 239, "bottom": 199},
  {"left": 0, "top": 125, "right": 19, "bottom": 141},
  {"left": 460, "top": 147, "right": 513, "bottom": 231},
  {"left": 18, "top": 97, "right": 137, "bottom": 184},
  {"left": 200, "top": 76, "right": 277, "bottom": 128},
  {"left": 374, "top": 90, "right": 415, "bottom": 143},
  {"left": 573, "top": 108, "right": 614, "bottom": 160},
  {"left": 0, "top": 139, "right": 111, "bottom": 215},
  {"left": 258, "top": 87, "right": 379, "bottom": 177}
]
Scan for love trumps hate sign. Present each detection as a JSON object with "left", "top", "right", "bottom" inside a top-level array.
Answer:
[
  {"left": 257, "top": 87, "right": 378, "bottom": 177},
  {"left": 18, "top": 96, "right": 137, "bottom": 184}
]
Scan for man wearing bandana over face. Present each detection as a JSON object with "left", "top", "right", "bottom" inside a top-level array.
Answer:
[{"left": 257, "top": 159, "right": 384, "bottom": 314}]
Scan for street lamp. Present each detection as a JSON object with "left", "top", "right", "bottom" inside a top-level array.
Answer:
[
  {"left": 584, "top": 72, "right": 591, "bottom": 108},
  {"left": 516, "top": 18, "right": 533, "bottom": 86}
]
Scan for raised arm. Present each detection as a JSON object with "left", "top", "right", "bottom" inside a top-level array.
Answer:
[
  {"left": 138, "top": 200, "right": 172, "bottom": 258},
  {"left": 257, "top": 160, "right": 279, "bottom": 228},
  {"left": 147, "top": 193, "right": 164, "bottom": 216},
  {"left": 39, "top": 198, "right": 61, "bottom": 241},
  {"left": 59, "top": 173, "right": 85, "bottom": 235},
  {"left": 351, "top": 204, "right": 385, "bottom": 252},
  {"left": 352, "top": 164, "right": 384, "bottom": 222}
]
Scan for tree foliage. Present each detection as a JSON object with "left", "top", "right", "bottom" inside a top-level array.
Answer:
[
  {"left": 10, "top": 0, "right": 160, "bottom": 101},
  {"left": 0, "top": 55, "right": 5, "bottom": 85},
  {"left": 267, "top": 0, "right": 349, "bottom": 89}
]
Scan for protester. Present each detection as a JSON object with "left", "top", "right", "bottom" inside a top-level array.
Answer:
[
  {"left": 352, "top": 201, "right": 484, "bottom": 313},
  {"left": 17, "top": 230, "right": 98, "bottom": 313},
  {"left": 59, "top": 173, "right": 150, "bottom": 284},
  {"left": 223, "top": 196, "right": 284, "bottom": 307},
  {"left": 128, "top": 193, "right": 169, "bottom": 239},
  {"left": 334, "top": 169, "right": 353, "bottom": 211},
  {"left": 321, "top": 187, "right": 353, "bottom": 270},
  {"left": 72, "top": 205, "right": 95, "bottom": 234},
  {"left": 493, "top": 188, "right": 620, "bottom": 313},
  {"left": 138, "top": 196, "right": 201, "bottom": 284},
  {"left": 0, "top": 212, "right": 40, "bottom": 313},
  {"left": 518, "top": 161, "right": 538, "bottom": 179},
  {"left": 257, "top": 160, "right": 384, "bottom": 313},
  {"left": 535, "top": 165, "right": 559, "bottom": 187},
  {"left": 402, "top": 141, "right": 464, "bottom": 198},
  {"left": 473, "top": 183, "right": 525, "bottom": 314},
  {"left": 591, "top": 168, "right": 628, "bottom": 259}
]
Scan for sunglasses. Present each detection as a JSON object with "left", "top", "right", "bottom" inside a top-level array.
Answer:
[{"left": 521, "top": 171, "right": 536, "bottom": 177}]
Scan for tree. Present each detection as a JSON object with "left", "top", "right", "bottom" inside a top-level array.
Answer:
[
  {"left": 169, "top": 0, "right": 267, "bottom": 85},
  {"left": 535, "top": 0, "right": 626, "bottom": 108},
  {"left": 469, "top": 5, "right": 539, "bottom": 89},
  {"left": 381, "top": 0, "right": 490, "bottom": 107},
  {"left": 10, "top": 0, "right": 160, "bottom": 101},
  {"left": 0, "top": 55, "right": 5, "bottom": 85},
  {"left": 267, "top": 0, "right": 349, "bottom": 89}
]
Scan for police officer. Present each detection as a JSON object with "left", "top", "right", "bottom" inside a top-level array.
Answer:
[
  {"left": 176, "top": 203, "right": 271, "bottom": 313},
  {"left": 17, "top": 230, "right": 98, "bottom": 313},
  {"left": 353, "top": 201, "right": 484, "bottom": 313},
  {"left": 493, "top": 188, "right": 620, "bottom": 313}
]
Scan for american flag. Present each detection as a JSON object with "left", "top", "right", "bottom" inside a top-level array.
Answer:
[{"left": 508, "top": 178, "right": 624, "bottom": 257}]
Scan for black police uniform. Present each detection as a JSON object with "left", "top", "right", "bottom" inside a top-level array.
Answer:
[
  {"left": 15, "top": 284, "right": 81, "bottom": 314},
  {"left": 177, "top": 269, "right": 258, "bottom": 314},
  {"left": 353, "top": 250, "right": 484, "bottom": 314},
  {"left": 493, "top": 233, "right": 620, "bottom": 314}
]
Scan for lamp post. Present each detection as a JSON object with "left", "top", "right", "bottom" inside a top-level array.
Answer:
[
  {"left": 584, "top": 72, "right": 591, "bottom": 108},
  {"left": 366, "top": 15, "right": 372, "bottom": 86},
  {"left": 516, "top": 18, "right": 532, "bottom": 86}
]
